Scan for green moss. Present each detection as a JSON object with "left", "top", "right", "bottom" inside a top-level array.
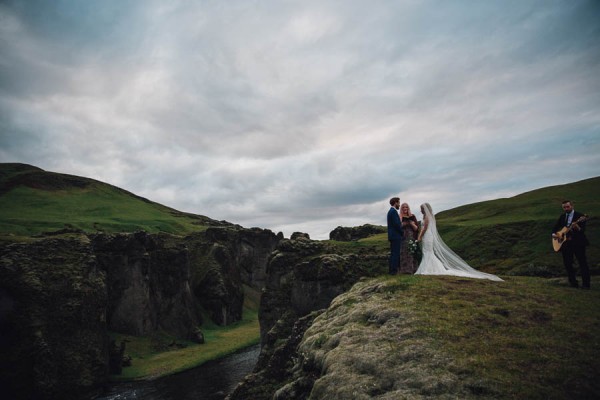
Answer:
[{"left": 295, "top": 275, "right": 600, "bottom": 399}]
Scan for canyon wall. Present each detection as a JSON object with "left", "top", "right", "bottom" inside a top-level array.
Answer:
[{"left": 0, "top": 226, "right": 281, "bottom": 399}]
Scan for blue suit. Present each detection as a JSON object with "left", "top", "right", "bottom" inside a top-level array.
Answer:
[{"left": 387, "top": 207, "right": 403, "bottom": 274}]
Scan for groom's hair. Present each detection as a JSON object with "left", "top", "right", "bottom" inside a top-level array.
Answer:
[{"left": 389, "top": 197, "right": 400, "bottom": 206}]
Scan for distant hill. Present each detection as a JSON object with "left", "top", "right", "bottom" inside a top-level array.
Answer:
[
  {"left": 0, "top": 163, "right": 230, "bottom": 237},
  {"left": 436, "top": 176, "right": 600, "bottom": 225}
]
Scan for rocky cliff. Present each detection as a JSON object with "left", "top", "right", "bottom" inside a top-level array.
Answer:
[
  {"left": 92, "top": 232, "right": 203, "bottom": 338},
  {"left": 0, "top": 226, "right": 281, "bottom": 399},
  {"left": 228, "top": 235, "right": 388, "bottom": 400},
  {"left": 194, "top": 227, "right": 283, "bottom": 325},
  {"left": 329, "top": 224, "right": 386, "bottom": 241},
  {"left": 256, "top": 278, "right": 493, "bottom": 400},
  {"left": 0, "top": 235, "right": 108, "bottom": 400},
  {"left": 0, "top": 211, "right": 388, "bottom": 400},
  {"left": 230, "top": 274, "right": 600, "bottom": 400}
]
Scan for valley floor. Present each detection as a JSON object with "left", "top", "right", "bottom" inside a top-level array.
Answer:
[{"left": 110, "top": 309, "right": 260, "bottom": 381}]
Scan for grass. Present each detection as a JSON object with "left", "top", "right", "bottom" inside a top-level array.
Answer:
[
  {"left": 0, "top": 168, "right": 215, "bottom": 236},
  {"left": 110, "top": 293, "right": 260, "bottom": 381},
  {"left": 435, "top": 176, "right": 600, "bottom": 274},
  {"left": 392, "top": 274, "right": 600, "bottom": 399},
  {"left": 326, "top": 234, "right": 390, "bottom": 253}
]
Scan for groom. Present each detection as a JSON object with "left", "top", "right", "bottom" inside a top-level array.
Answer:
[{"left": 387, "top": 197, "right": 403, "bottom": 275}]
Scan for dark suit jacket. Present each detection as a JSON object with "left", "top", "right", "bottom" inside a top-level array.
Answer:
[
  {"left": 387, "top": 207, "right": 403, "bottom": 241},
  {"left": 553, "top": 210, "right": 589, "bottom": 248}
]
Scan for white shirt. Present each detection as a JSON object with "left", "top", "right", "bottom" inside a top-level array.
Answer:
[{"left": 566, "top": 210, "right": 574, "bottom": 226}]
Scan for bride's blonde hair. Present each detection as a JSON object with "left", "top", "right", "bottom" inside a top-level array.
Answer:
[{"left": 421, "top": 202, "right": 433, "bottom": 215}]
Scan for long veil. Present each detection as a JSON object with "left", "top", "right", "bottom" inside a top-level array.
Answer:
[{"left": 419, "top": 203, "right": 503, "bottom": 282}]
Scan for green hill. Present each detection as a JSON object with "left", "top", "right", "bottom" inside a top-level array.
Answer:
[
  {"left": 436, "top": 176, "right": 599, "bottom": 275},
  {"left": 0, "top": 163, "right": 228, "bottom": 237}
]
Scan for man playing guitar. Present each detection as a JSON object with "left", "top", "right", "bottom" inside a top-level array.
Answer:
[{"left": 552, "top": 200, "right": 590, "bottom": 289}]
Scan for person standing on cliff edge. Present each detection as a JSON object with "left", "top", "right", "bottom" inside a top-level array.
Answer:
[
  {"left": 387, "top": 197, "right": 403, "bottom": 275},
  {"left": 552, "top": 200, "right": 590, "bottom": 289}
]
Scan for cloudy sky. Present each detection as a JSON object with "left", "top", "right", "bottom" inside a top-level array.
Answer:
[{"left": 1, "top": 0, "right": 599, "bottom": 239}]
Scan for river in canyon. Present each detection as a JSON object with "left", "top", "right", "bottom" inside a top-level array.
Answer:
[{"left": 91, "top": 344, "right": 260, "bottom": 400}]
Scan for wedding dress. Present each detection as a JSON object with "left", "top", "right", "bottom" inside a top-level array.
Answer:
[{"left": 414, "top": 203, "right": 503, "bottom": 281}]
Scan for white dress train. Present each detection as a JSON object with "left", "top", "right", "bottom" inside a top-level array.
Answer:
[{"left": 414, "top": 203, "right": 503, "bottom": 282}]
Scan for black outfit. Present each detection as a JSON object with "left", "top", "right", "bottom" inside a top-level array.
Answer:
[
  {"left": 399, "top": 215, "right": 419, "bottom": 274},
  {"left": 553, "top": 210, "right": 590, "bottom": 288}
]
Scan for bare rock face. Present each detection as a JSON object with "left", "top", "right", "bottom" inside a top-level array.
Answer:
[
  {"left": 92, "top": 232, "right": 203, "bottom": 338},
  {"left": 259, "top": 238, "right": 386, "bottom": 347},
  {"left": 187, "top": 227, "right": 282, "bottom": 325},
  {"left": 290, "top": 232, "right": 311, "bottom": 240},
  {"left": 0, "top": 235, "right": 109, "bottom": 400},
  {"left": 89, "top": 228, "right": 281, "bottom": 335}
]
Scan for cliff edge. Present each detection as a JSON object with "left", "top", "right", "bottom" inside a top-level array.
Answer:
[{"left": 230, "top": 275, "right": 600, "bottom": 399}]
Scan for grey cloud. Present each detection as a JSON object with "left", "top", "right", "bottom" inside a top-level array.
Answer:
[
  {"left": 1, "top": 0, "right": 142, "bottom": 52},
  {"left": 1, "top": 0, "right": 599, "bottom": 239}
]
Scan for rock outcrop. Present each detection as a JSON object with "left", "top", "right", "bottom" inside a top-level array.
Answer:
[
  {"left": 231, "top": 278, "right": 502, "bottom": 400},
  {"left": 228, "top": 236, "right": 387, "bottom": 400},
  {"left": 273, "top": 278, "right": 480, "bottom": 399},
  {"left": 329, "top": 224, "right": 386, "bottom": 241}
]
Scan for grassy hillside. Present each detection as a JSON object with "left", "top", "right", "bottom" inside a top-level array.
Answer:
[
  {"left": 0, "top": 163, "right": 225, "bottom": 237},
  {"left": 437, "top": 177, "right": 600, "bottom": 225},
  {"left": 354, "top": 176, "right": 599, "bottom": 276},
  {"left": 436, "top": 176, "right": 600, "bottom": 275}
]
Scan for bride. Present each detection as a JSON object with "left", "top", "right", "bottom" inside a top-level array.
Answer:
[{"left": 415, "top": 203, "right": 503, "bottom": 281}]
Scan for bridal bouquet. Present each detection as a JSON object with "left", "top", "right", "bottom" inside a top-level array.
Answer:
[{"left": 408, "top": 239, "right": 422, "bottom": 262}]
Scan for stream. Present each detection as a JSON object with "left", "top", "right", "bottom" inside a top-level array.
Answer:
[{"left": 91, "top": 344, "right": 260, "bottom": 400}]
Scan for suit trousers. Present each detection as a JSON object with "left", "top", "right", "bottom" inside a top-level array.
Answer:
[
  {"left": 561, "top": 241, "right": 590, "bottom": 288},
  {"left": 389, "top": 239, "right": 401, "bottom": 274}
]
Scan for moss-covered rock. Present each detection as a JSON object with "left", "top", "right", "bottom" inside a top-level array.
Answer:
[
  {"left": 329, "top": 224, "right": 387, "bottom": 241},
  {"left": 0, "top": 235, "right": 108, "bottom": 400},
  {"left": 228, "top": 237, "right": 387, "bottom": 400},
  {"left": 238, "top": 278, "right": 500, "bottom": 400}
]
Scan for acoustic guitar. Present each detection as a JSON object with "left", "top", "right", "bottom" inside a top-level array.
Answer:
[{"left": 552, "top": 214, "right": 588, "bottom": 252}]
